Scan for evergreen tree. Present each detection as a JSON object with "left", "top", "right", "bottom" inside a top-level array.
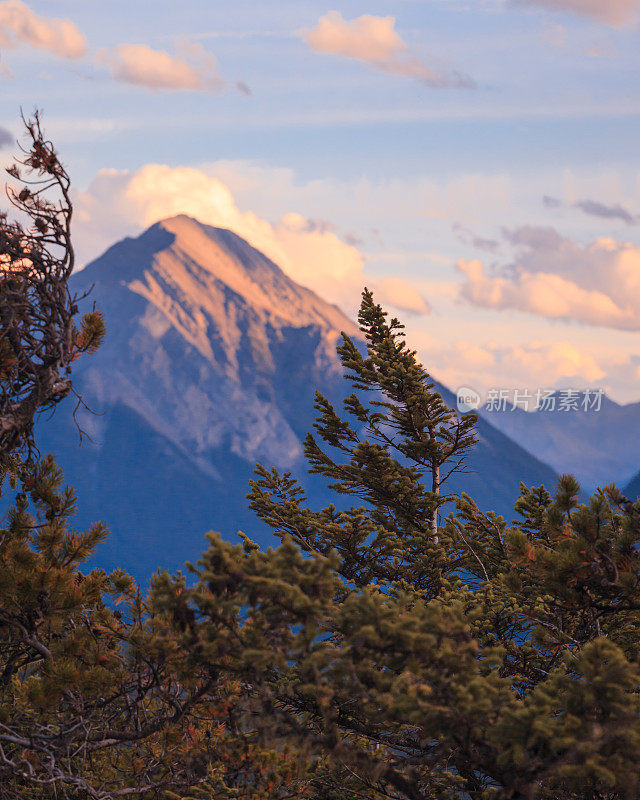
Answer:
[
  {"left": 248, "top": 289, "right": 476, "bottom": 596},
  {"left": 0, "top": 116, "right": 303, "bottom": 799},
  {"left": 0, "top": 112, "right": 105, "bottom": 465},
  {"left": 0, "top": 453, "right": 301, "bottom": 798},
  {"left": 161, "top": 291, "right": 640, "bottom": 800}
]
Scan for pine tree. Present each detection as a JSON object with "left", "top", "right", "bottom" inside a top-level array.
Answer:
[
  {"left": 0, "top": 112, "right": 105, "bottom": 465},
  {"left": 162, "top": 291, "right": 640, "bottom": 800},
  {"left": 0, "top": 453, "right": 267, "bottom": 798},
  {"left": 248, "top": 289, "right": 476, "bottom": 596},
  {"left": 0, "top": 114, "right": 309, "bottom": 800}
]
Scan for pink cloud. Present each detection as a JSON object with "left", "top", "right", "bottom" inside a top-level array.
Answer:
[
  {"left": 414, "top": 335, "right": 605, "bottom": 402},
  {"left": 98, "top": 42, "right": 224, "bottom": 92},
  {"left": 375, "top": 276, "right": 429, "bottom": 314},
  {"left": 0, "top": 0, "right": 86, "bottom": 58},
  {"left": 302, "top": 11, "right": 475, "bottom": 88},
  {"left": 457, "top": 228, "right": 640, "bottom": 330}
]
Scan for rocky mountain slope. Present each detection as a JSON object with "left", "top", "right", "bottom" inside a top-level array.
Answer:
[{"left": 35, "top": 216, "right": 558, "bottom": 580}]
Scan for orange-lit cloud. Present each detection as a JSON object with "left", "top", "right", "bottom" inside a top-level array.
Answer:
[
  {"left": 302, "top": 11, "right": 475, "bottom": 88},
  {"left": 0, "top": 0, "right": 86, "bottom": 58},
  {"left": 97, "top": 42, "right": 224, "bottom": 92},
  {"left": 75, "top": 164, "right": 428, "bottom": 315},
  {"left": 414, "top": 335, "right": 605, "bottom": 399},
  {"left": 375, "top": 276, "right": 429, "bottom": 314},
  {"left": 457, "top": 227, "right": 640, "bottom": 330}
]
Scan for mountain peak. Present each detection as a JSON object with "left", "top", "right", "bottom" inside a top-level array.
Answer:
[
  {"left": 67, "top": 217, "right": 362, "bottom": 477},
  {"left": 80, "top": 214, "right": 359, "bottom": 346},
  {"left": 153, "top": 215, "right": 263, "bottom": 261}
]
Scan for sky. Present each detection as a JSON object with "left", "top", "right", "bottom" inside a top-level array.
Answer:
[{"left": 1, "top": 0, "right": 640, "bottom": 403}]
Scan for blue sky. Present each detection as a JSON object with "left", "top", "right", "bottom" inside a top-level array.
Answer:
[{"left": 2, "top": 0, "right": 640, "bottom": 402}]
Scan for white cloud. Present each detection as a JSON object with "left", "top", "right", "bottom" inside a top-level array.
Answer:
[
  {"left": 0, "top": 0, "right": 86, "bottom": 58},
  {"left": 456, "top": 227, "right": 640, "bottom": 330},
  {"left": 74, "top": 164, "right": 428, "bottom": 315},
  {"left": 511, "top": 0, "right": 640, "bottom": 27},
  {"left": 97, "top": 42, "right": 224, "bottom": 92},
  {"left": 302, "top": 11, "right": 475, "bottom": 88}
]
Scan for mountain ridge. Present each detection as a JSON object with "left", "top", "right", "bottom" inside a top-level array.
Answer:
[{"left": 480, "top": 392, "right": 640, "bottom": 491}]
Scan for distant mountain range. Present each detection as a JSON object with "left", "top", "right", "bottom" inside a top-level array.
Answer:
[
  {"left": 479, "top": 395, "right": 640, "bottom": 494},
  {"left": 29, "top": 215, "right": 594, "bottom": 581}
]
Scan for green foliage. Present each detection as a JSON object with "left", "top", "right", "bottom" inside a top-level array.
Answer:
[
  {"left": 72, "top": 310, "right": 107, "bottom": 357},
  {"left": 248, "top": 290, "right": 476, "bottom": 597},
  {"left": 0, "top": 456, "right": 312, "bottom": 799},
  {"left": 160, "top": 290, "right": 640, "bottom": 800},
  {"left": 0, "top": 114, "right": 310, "bottom": 800}
]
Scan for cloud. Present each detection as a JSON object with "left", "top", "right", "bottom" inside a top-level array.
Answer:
[
  {"left": 74, "top": 164, "right": 428, "bottom": 316},
  {"left": 302, "top": 11, "right": 475, "bottom": 88},
  {"left": 574, "top": 199, "right": 637, "bottom": 224},
  {"left": 97, "top": 42, "right": 224, "bottom": 92},
  {"left": 0, "top": 0, "right": 86, "bottom": 58},
  {"left": 374, "top": 276, "right": 429, "bottom": 314},
  {"left": 453, "top": 223, "right": 501, "bottom": 253},
  {"left": 543, "top": 195, "right": 638, "bottom": 223},
  {"left": 510, "top": 0, "right": 640, "bottom": 27},
  {"left": 541, "top": 21, "right": 567, "bottom": 46},
  {"left": 457, "top": 226, "right": 640, "bottom": 330},
  {"left": 414, "top": 334, "right": 605, "bottom": 402},
  {"left": 457, "top": 259, "right": 628, "bottom": 328},
  {"left": 543, "top": 195, "right": 562, "bottom": 208},
  {"left": 0, "top": 126, "right": 11, "bottom": 149},
  {"left": 540, "top": 20, "right": 611, "bottom": 55},
  {"left": 498, "top": 341, "right": 604, "bottom": 383}
]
